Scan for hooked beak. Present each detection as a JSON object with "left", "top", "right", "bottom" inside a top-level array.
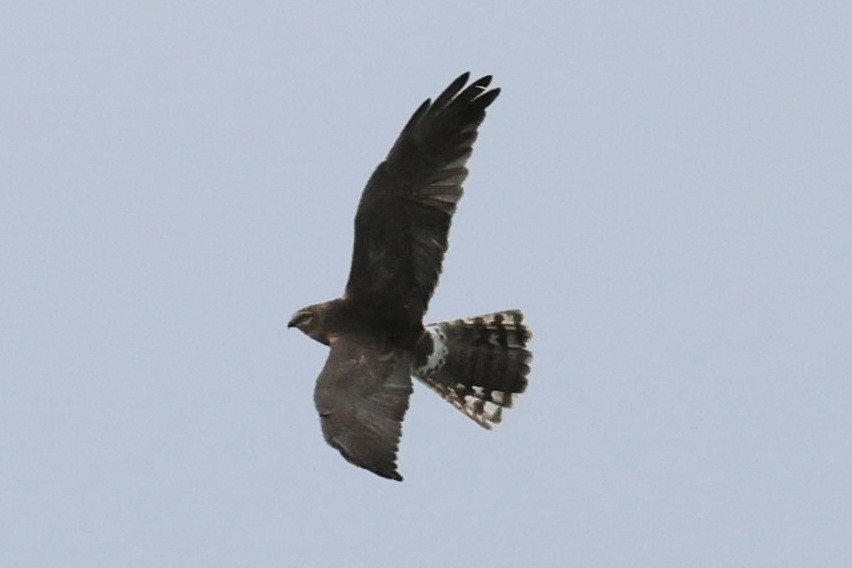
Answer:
[{"left": 287, "top": 312, "right": 301, "bottom": 328}]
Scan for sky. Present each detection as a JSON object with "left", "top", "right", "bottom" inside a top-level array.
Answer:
[{"left": 2, "top": 2, "right": 851, "bottom": 566}]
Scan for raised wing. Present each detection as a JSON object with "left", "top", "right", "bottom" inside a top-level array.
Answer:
[
  {"left": 314, "top": 336, "right": 414, "bottom": 481},
  {"left": 344, "top": 73, "right": 501, "bottom": 322}
]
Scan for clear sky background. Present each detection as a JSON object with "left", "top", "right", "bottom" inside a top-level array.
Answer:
[{"left": 2, "top": 2, "right": 850, "bottom": 566}]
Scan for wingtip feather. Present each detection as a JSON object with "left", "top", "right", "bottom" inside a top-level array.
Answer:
[{"left": 471, "top": 74, "right": 493, "bottom": 90}]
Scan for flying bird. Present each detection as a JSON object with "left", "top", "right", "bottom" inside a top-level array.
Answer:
[{"left": 288, "top": 73, "right": 532, "bottom": 481}]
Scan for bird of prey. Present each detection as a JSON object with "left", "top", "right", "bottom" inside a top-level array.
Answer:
[{"left": 288, "top": 73, "right": 532, "bottom": 481}]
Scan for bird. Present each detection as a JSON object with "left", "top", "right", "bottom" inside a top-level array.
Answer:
[{"left": 288, "top": 73, "right": 532, "bottom": 481}]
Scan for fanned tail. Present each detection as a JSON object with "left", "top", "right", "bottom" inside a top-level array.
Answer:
[{"left": 413, "top": 310, "right": 532, "bottom": 428}]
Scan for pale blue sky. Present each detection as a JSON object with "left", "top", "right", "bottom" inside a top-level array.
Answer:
[{"left": 2, "top": 2, "right": 851, "bottom": 566}]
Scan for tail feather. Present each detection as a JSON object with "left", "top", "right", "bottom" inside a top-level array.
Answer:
[{"left": 413, "top": 310, "right": 532, "bottom": 428}]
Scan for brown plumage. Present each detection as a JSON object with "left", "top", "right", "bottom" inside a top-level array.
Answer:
[{"left": 288, "top": 73, "right": 531, "bottom": 481}]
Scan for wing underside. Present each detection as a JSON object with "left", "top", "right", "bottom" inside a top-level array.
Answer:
[
  {"left": 344, "top": 73, "right": 501, "bottom": 322},
  {"left": 314, "top": 337, "right": 414, "bottom": 481}
]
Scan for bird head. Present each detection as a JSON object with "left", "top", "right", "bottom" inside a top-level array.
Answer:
[
  {"left": 287, "top": 304, "right": 330, "bottom": 345},
  {"left": 288, "top": 306, "right": 315, "bottom": 330}
]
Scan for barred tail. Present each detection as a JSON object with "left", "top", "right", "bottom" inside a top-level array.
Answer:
[{"left": 413, "top": 309, "right": 532, "bottom": 428}]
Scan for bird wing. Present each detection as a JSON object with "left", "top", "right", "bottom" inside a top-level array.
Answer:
[
  {"left": 344, "top": 73, "right": 501, "bottom": 322},
  {"left": 314, "top": 335, "right": 414, "bottom": 481}
]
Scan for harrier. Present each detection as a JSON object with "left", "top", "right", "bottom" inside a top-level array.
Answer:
[{"left": 288, "top": 73, "right": 532, "bottom": 481}]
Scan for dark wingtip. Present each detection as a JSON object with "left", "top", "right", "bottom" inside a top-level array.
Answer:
[
  {"left": 476, "top": 87, "right": 501, "bottom": 108},
  {"left": 432, "top": 72, "right": 472, "bottom": 110},
  {"left": 471, "top": 74, "right": 493, "bottom": 89},
  {"left": 375, "top": 468, "right": 403, "bottom": 481}
]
